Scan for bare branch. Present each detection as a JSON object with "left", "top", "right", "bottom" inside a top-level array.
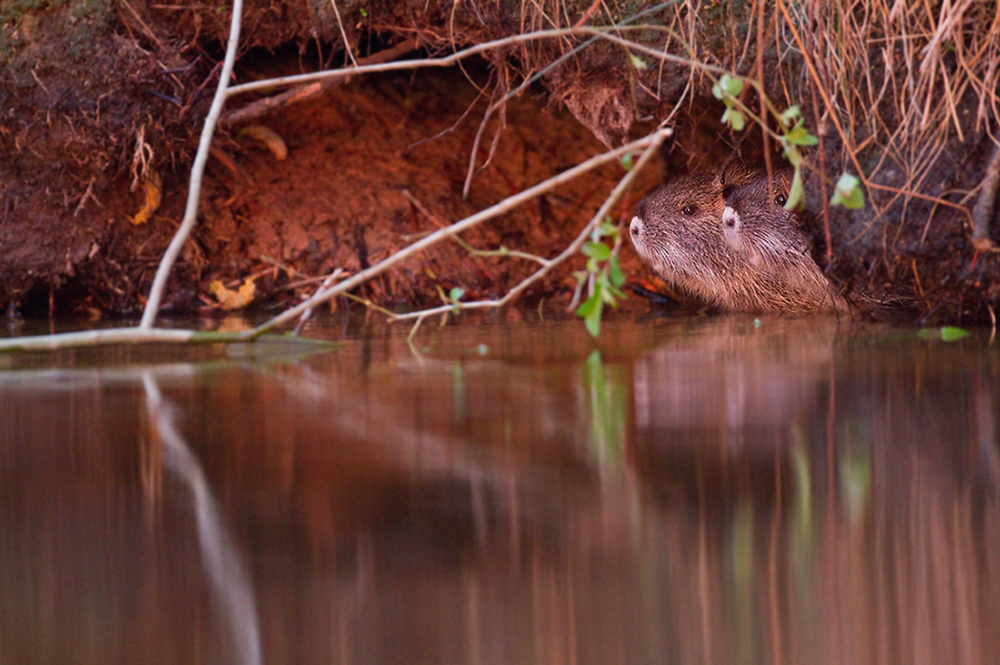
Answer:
[
  {"left": 138, "top": 0, "right": 245, "bottom": 330},
  {"left": 243, "top": 129, "right": 670, "bottom": 340}
]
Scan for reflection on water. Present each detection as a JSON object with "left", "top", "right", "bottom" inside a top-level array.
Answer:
[{"left": 1, "top": 315, "right": 998, "bottom": 664}]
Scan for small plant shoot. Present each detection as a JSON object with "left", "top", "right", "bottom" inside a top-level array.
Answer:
[
  {"left": 575, "top": 218, "right": 627, "bottom": 338},
  {"left": 776, "top": 107, "right": 819, "bottom": 210},
  {"left": 830, "top": 172, "right": 865, "bottom": 209},
  {"left": 448, "top": 286, "right": 464, "bottom": 313},
  {"left": 713, "top": 74, "right": 745, "bottom": 132}
]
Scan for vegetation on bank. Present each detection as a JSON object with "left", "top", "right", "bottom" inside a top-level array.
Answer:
[{"left": 0, "top": 0, "right": 998, "bottom": 349}]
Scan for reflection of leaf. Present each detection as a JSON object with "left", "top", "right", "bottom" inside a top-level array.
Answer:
[
  {"left": 917, "top": 326, "right": 970, "bottom": 341},
  {"left": 209, "top": 277, "right": 257, "bottom": 310},
  {"left": 582, "top": 350, "right": 628, "bottom": 470},
  {"left": 940, "top": 326, "right": 970, "bottom": 341}
]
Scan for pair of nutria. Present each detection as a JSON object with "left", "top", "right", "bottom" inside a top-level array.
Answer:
[{"left": 629, "top": 163, "right": 848, "bottom": 314}]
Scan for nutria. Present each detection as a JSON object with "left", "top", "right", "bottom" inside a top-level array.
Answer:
[{"left": 630, "top": 168, "right": 848, "bottom": 313}]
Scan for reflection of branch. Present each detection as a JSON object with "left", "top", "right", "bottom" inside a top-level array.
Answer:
[
  {"left": 245, "top": 129, "right": 668, "bottom": 338},
  {"left": 143, "top": 373, "right": 263, "bottom": 665}
]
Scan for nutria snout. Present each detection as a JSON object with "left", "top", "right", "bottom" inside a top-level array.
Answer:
[{"left": 630, "top": 167, "right": 848, "bottom": 314}]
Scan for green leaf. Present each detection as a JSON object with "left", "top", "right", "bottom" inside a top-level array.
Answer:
[
  {"left": 780, "top": 105, "right": 801, "bottom": 125},
  {"left": 583, "top": 241, "right": 611, "bottom": 261},
  {"left": 609, "top": 255, "right": 626, "bottom": 287},
  {"left": 834, "top": 172, "right": 859, "bottom": 194},
  {"left": 940, "top": 326, "right": 970, "bottom": 341},
  {"left": 712, "top": 82, "right": 724, "bottom": 100},
  {"left": 783, "top": 144, "right": 803, "bottom": 167},
  {"left": 620, "top": 153, "right": 633, "bottom": 171},
  {"left": 722, "top": 74, "right": 743, "bottom": 96},
  {"left": 359, "top": 7, "right": 368, "bottom": 17},
  {"left": 629, "top": 54, "right": 647, "bottom": 70},
  {"left": 730, "top": 109, "right": 745, "bottom": 131},
  {"left": 785, "top": 121, "right": 819, "bottom": 146},
  {"left": 785, "top": 167, "right": 804, "bottom": 210},
  {"left": 831, "top": 172, "right": 865, "bottom": 209},
  {"left": 576, "top": 291, "right": 600, "bottom": 318},
  {"left": 585, "top": 299, "right": 603, "bottom": 337},
  {"left": 576, "top": 289, "right": 604, "bottom": 338},
  {"left": 448, "top": 287, "right": 464, "bottom": 302},
  {"left": 599, "top": 218, "right": 617, "bottom": 237}
]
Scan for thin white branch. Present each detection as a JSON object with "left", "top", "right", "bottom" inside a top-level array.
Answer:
[
  {"left": 138, "top": 0, "right": 245, "bottom": 330},
  {"left": 0, "top": 328, "right": 196, "bottom": 351},
  {"left": 224, "top": 25, "right": 721, "bottom": 99}
]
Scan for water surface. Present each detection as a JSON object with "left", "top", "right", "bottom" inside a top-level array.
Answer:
[{"left": 1, "top": 314, "right": 998, "bottom": 665}]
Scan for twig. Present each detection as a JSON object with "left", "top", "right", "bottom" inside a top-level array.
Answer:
[
  {"left": 388, "top": 128, "right": 667, "bottom": 326},
  {"left": 401, "top": 188, "right": 551, "bottom": 265},
  {"left": 73, "top": 177, "right": 103, "bottom": 218},
  {"left": 292, "top": 268, "right": 343, "bottom": 336},
  {"left": 139, "top": 0, "right": 244, "bottom": 330},
  {"left": 219, "top": 39, "right": 418, "bottom": 126},
  {"left": 243, "top": 130, "right": 669, "bottom": 339},
  {"left": 224, "top": 24, "right": 718, "bottom": 100},
  {"left": 329, "top": 0, "right": 358, "bottom": 67},
  {"left": 573, "top": 0, "right": 604, "bottom": 28}
]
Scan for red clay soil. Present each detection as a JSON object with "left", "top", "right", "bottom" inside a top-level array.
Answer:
[
  {"left": 3, "top": 0, "right": 999, "bottom": 323},
  {"left": 21, "top": 65, "right": 662, "bottom": 318}
]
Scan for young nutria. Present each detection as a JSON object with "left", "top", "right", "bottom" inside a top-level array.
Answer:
[{"left": 630, "top": 168, "right": 848, "bottom": 314}]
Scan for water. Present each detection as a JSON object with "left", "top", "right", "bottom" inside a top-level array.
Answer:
[{"left": 1, "top": 313, "right": 998, "bottom": 664}]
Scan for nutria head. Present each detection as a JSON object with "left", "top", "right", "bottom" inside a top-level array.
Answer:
[{"left": 630, "top": 169, "right": 847, "bottom": 313}]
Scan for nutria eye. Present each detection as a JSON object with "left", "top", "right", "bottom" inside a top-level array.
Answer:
[
  {"left": 775, "top": 194, "right": 787, "bottom": 206},
  {"left": 682, "top": 205, "right": 696, "bottom": 216}
]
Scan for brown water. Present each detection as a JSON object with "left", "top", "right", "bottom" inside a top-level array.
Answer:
[{"left": 1, "top": 313, "right": 999, "bottom": 665}]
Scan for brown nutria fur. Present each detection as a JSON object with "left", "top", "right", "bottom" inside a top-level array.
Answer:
[{"left": 630, "top": 168, "right": 849, "bottom": 314}]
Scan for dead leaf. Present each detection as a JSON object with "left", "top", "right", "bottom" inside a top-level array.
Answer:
[
  {"left": 209, "top": 277, "right": 257, "bottom": 310},
  {"left": 129, "top": 170, "right": 162, "bottom": 225}
]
